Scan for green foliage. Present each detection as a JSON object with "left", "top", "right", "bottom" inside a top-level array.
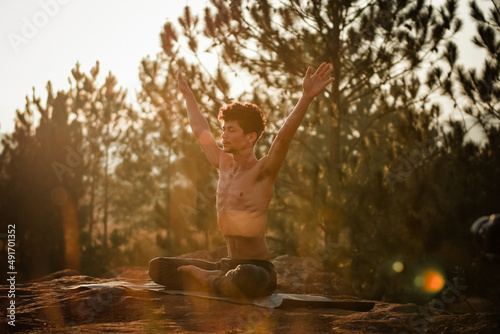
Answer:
[
  {"left": 0, "top": 62, "right": 138, "bottom": 279},
  {"left": 133, "top": 52, "right": 223, "bottom": 256},
  {"left": 452, "top": 0, "right": 500, "bottom": 126},
  {"left": 0, "top": 79, "right": 83, "bottom": 280},
  {"left": 1, "top": 0, "right": 499, "bottom": 305},
  {"left": 158, "top": 0, "right": 499, "bottom": 303}
]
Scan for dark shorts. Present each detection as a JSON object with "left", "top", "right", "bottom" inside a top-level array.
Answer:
[{"left": 148, "top": 257, "right": 277, "bottom": 299}]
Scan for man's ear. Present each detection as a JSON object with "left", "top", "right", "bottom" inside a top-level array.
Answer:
[{"left": 247, "top": 132, "right": 258, "bottom": 145}]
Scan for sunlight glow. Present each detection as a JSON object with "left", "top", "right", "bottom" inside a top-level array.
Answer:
[
  {"left": 392, "top": 261, "right": 404, "bottom": 273},
  {"left": 414, "top": 269, "right": 445, "bottom": 294}
]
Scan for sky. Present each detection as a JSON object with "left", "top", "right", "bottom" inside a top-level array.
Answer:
[
  {"left": 0, "top": 0, "right": 211, "bottom": 135},
  {"left": 0, "top": 0, "right": 488, "bottom": 136}
]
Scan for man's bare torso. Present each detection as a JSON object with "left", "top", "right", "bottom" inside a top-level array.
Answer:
[{"left": 216, "top": 156, "right": 274, "bottom": 260}]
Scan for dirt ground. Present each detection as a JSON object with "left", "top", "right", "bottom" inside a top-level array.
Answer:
[{"left": 1, "top": 264, "right": 499, "bottom": 334}]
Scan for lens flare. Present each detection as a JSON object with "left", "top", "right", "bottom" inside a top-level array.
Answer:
[
  {"left": 392, "top": 261, "right": 404, "bottom": 273},
  {"left": 414, "top": 269, "right": 445, "bottom": 293}
]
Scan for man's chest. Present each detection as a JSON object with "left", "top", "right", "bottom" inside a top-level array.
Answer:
[
  {"left": 217, "top": 170, "right": 255, "bottom": 202},
  {"left": 216, "top": 168, "right": 273, "bottom": 211}
]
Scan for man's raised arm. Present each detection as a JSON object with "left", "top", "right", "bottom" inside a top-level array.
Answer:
[
  {"left": 264, "top": 62, "right": 335, "bottom": 176},
  {"left": 178, "top": 73, "right": 223, "bottom": 169}
]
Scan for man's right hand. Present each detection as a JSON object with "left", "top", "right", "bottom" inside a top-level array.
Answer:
[{"left": 178, "top": 72, "right": 192, "bottom": 96}]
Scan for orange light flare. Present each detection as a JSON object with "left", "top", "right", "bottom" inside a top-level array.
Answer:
[{"left": 414, "top": 269, "right": 445, "bottom": 294}]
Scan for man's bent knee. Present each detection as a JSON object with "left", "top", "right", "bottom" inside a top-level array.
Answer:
[
  {"left": 233, "top": 264, "right": 272, "bottom": 297},
  {"left": 213, "top": 264, "right": 273, "bottom": 299},
  {"left": 148, "top": 257, "right": 184, "bottom": 289}
]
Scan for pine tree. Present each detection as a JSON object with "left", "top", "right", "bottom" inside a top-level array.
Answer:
[
  {"left": 68, "top": 62, "right": 135, "bottom": 274},
  {"left": 0, "top": 81, "right": 84, "bottom": 279},
  {"left": 453, "top": 0, "right": 499, "bottom": 128},
  {"left": 163, "top": 0, "right": 461, "bottom": 266},
  {"left": 0, "top": 62, "right": 135, "bottom": 278},
  {"left": 133, "top": 40, "right": 224, "bottom": 255}
]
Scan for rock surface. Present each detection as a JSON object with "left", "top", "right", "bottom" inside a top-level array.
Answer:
[{"left": 1, "top": 252, "right": 499, "bottom": 333}]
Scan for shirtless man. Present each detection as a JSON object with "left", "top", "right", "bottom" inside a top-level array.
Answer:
[{"left": 149, "top": 62, "right": 334, "bottom": 299}]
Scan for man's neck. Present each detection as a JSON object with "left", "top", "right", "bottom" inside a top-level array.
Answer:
[{"left": 231, "top": 147, "right": 258, "bottom": 173}]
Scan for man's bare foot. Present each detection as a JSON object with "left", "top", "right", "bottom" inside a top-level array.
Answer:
[
  {"left": 177, "top": 265, "right": 225, "bottom": 287},
  {"left": 177, "top": 265, "right": 195, "bottom": 274}
]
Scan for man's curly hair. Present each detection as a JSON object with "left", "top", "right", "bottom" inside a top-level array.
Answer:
[{"left": 218, "top": 102, "right": 267, "bottom": 143}]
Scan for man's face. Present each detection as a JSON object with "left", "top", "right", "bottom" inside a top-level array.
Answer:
[{"left": 221, "top": 120, "right": 252, "bottom": 153}]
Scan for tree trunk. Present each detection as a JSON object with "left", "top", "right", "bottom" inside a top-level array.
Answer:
[
  {"left": 325, "top": 0, "right": 343, "bottom": 269},
  {"left": 103, "top": 142, "right": 109, "bottom": 250}
]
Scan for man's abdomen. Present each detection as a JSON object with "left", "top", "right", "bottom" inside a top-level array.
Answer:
[{"left": 225, "top": 234, "right": 270, "bottom": 260}]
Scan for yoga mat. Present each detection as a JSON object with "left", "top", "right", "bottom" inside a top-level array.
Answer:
[{"left": 66, "top": 281, "right": 375, "bottom": 311}]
